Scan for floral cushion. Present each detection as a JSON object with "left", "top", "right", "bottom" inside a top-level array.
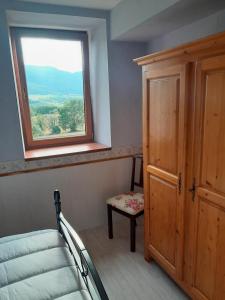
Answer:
[{"left": 106, "top": 192, "right": 144, "bottom": 215}]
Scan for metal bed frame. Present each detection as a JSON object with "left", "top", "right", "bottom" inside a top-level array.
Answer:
[{"left": 54, "top": 190, "right": 109, "bottom": 300}]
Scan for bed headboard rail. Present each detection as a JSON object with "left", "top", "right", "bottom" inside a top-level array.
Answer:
[{"left": 54, "top": 190, "right": 109, "bottom": 300}]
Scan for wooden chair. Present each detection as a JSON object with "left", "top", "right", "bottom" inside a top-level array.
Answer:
[{"left": 106, "top": 155, "right": 144, "bottom": 252}]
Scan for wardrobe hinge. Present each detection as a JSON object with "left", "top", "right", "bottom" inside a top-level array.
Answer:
[
  {"left": 189, "top": 177, "right": 196, "bottom": 201},
  {"left": 178, "top": 172, "right": 182, "bottom": 195}
]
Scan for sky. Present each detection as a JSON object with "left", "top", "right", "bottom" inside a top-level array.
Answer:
[{"left": 21, "top": 37, "right": 83, "bottom": 73}]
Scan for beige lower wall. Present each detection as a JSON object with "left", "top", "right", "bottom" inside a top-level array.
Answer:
[{"left": 0, "top": 157, "right": 132, "bottom": 237}]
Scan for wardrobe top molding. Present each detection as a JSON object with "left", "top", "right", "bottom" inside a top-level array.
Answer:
[{"left": 134, "top": 31, "right": 225, "bottom": 66}]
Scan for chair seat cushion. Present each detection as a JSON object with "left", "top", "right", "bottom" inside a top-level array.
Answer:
[{"left": 106, "top": 192, "right": 144, "bottom": 215}]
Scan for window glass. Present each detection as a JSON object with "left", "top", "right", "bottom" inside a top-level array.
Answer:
[{"left": 21, "top": 37, "right": 85, "bottom": 140}]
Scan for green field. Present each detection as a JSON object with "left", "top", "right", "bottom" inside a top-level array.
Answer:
[{"left": 29, "top": 94, "right": 85, "bottom": 139}]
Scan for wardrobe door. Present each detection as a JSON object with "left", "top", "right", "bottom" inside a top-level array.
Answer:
[
  {"left": 143, "top": 64, "right": 189, "bottom": 279},
  {"left": 192, "top": 55, "right": 225, "bottom": 300}
]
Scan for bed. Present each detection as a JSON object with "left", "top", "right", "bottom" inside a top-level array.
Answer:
[{"left": 0, "top": 190, "right": 109, "bottom": 300}]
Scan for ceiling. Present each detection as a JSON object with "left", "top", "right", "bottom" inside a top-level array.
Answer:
[
  {"left": 112, "top": 0, "right": 225, "bottom": 41},
  {"left": 20, "top": 0, "right": 123, "bottom": 10},
  {"left": 19, "top": 0, "right": 225, "bottom": 42}
]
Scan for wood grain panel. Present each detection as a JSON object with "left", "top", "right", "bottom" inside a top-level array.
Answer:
[
  {"left": 201, "top": 71, "right": 225, "bottom": 194},
  {"left": 136, "top": 32, "right": 225, "bottom": 300},
  {"left": 197, "top": 187, "right": 225, "bottom": 210},
  {"left": 134, "top": 30, "right": 225, "bottom": 66},
  {"left": 192, "top": 54, "right": 225, "bottom": 300},
  {"left": 147, "top": 165, "right": 178, "bottom": 185},
  {"left": 149, "top": 76, "right": 179, "bottom": 175},
  {"left": 149, "top": 175, "right": 177, "bottom": 268},
  {"left": 213, "top": 210, "right": 225, "bottom": 299},
  {"left": 193, "top": 197, "right": 225, "bottom": 300},
  {"left": 194, "top": 200, "right": 218, "bottom": 299},
  {"left": 142, "top": 70, "right": 151, "bottom": 261},
  {"left": 145, "top": 63, "right": 188, "bottom": 281}
]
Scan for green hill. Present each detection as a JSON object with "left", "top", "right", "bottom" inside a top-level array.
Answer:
[{"left": 25, "top": 65, "right": 84, "bottom": 98}]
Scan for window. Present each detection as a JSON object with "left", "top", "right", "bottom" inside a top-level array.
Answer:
[{"left": 11, "top": 28, "right": 93, "bottom": 150}]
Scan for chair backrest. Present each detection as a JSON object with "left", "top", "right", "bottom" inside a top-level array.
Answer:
[{"left": 130, "top": 154, "right": 143, "bottom": 191}]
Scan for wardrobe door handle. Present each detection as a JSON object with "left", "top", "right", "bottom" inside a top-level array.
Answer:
[
  {"left": 178, "top": 172, "right": 182, "bottom": 194},
  {"left": 188, "top": 178, "right": 196, "bottom": 201}
]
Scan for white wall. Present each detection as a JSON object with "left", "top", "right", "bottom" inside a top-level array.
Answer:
[
  {"left": 0, "top": 1, "right": 147, "bottom": 163},
  {"left": 0, "top": 10, "right": 24, "bottom": 161},
  {"left": 108, "top": 41, "right": 145, "bottom": 147},
  {"left": 110, "top": 0, "right": 179, "bottom": 40},
  {"left": 0, "top": 158, "right": 132, "bottom": 237},
  {"left": 0, "top": 1, "right": 147, "bottom": 237},
  {"left": 148, "top": 8, "right": 225, "bottom": 52},
  {"left": 90, "top": 22, "right": 111, "bottom": 146}
]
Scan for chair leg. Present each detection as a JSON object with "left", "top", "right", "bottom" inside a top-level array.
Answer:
[
  {"left": 107, "top": 204, "right": 113, "bottom": 239},
  {"left": 130, "top": 217, "right": 136, "bottom": 252}
]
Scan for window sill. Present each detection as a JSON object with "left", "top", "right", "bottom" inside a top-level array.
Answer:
[{"left": 24, "top": 143, "right": 111, "bottom": 161}]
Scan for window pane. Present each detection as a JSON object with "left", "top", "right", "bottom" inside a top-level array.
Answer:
[{"left": 21, "top": 37, "right": 85, "bottom": 140}]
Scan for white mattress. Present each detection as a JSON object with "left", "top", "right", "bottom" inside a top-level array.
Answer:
[{"left": 0, "top": 230, "right": 93, "bottom": 300}]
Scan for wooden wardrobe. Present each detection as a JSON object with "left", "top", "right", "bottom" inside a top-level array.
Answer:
[{"left": 135, "top": 32, "right": 225, "bottom": 300}]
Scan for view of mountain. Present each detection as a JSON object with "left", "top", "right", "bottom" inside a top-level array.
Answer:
[
  {"left": 25, "top": 65, "right": 83, "bottom": 97},
  {"left": 24, "top": 65, "right": 85, "bottom": 139}
]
